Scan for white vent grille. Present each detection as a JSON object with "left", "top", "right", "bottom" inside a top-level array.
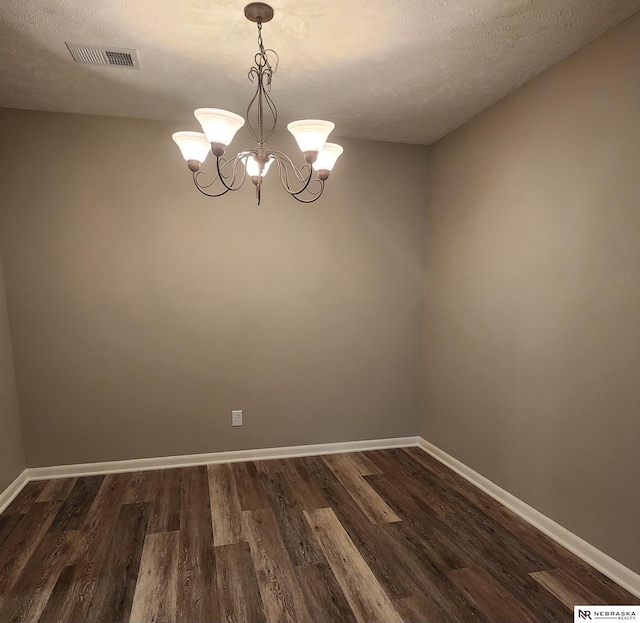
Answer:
[{"left": 66, "top": 43, "right": 140, "bottom": 69}]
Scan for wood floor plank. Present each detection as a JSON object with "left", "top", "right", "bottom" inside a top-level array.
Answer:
[
  {"left": 230, "top": 461, "right": 269, "bottom": 511},
  {"left": 260, "top": 471, "right": 324, "bottom": 566},
  {"left": 129, "top": 531, "right": 179, "bottom": 623},
  {"left": 242, "top": 508, "right": 311, "bottom": 623},
  {"left": 84, "top": 503, "right": 150, "bottom": 622},
  {"left": 254, "top": 459, "right": 285, "bottom": 474},
  {"left": 367, "top": 468, "right": 568, "bottom": 622},
  {"left": 47, "top": 473, "right": 131, "bottom": 622},
  {"left": 304, "top": 507, "right": 404, "bottom": 623},
  {"left": 0, "top": 502, "right": 57, "bottom": 596},
  {"left": 208, "top": 463, "right": 244, "bottom": 546},
  {"left": 323, "top": 453, "right": 401, "bottom": 524},
  {"left": 302, "top": 460, "right": 486, "bottom": 623},
  {"left": 280, "top": 458, "right": 329, "bottom": 510},
  {"left": 177, "top": 466, "right": 219, "bottom": 623},
  {"left": 0, "top": 514, "right": 21, "bottom": 549},
  {"left": 393, "top": 449, "right": 633, "bottom": 612},
  {"left": 365, "top": 472, "right": 472, "bottom": 570},
  {"left": 37, "top": 564, "right": 76, "bottom": 623},
  {"left": 375, "top": 451, "right": 555, "bottom": 574},
  {"left": 393, "top": 593, "right": 449, "bottom": 623},
  {"left": 36, "top": 478, "right": 77, "bottom": 504},
  {"left": 0, "top": 530, "right": 73, "bottom": 623},
  {"left": 3, "top": 480, "right": 48, "bottom": 515},
  {"left": 380, "top": 522, "right": 491, "bottom": 623},
  {"left": 449, "top": 565, "right": 538, "bottom": 623},
  {"left": 69, "top": 473, "right": 131, "bottom": 565},
  {"left": 123, "top": 470, "right": 157, "bottom": 504},
  {"left": 350, "top": 451, "right": 383, "bottom": 475},
  {"left": 402, "top": 446, "right": 635, "bottom": 605},
  {"left": 298, "top": 455, "right": 417, "bottom": 600},
  {"left": 147, "top": 469, "right": 182, "bottom": 534},
  {"left": 530, "top": 568, "right": 607, "bottom": 610},
  {"left": 296, "top": 562, "right": 358, "bottom": 623},
  {"left": 367, "top": 450, "right": 452, "bottom": 515},
  {"left": 216, "top": 541, "right": 266, "bottom": 623},
  {"left": 400, "top": 448, "right": 640, "bottom": 616},
  {"left": 48, "top": 475, "right": 105, "bottom": 532}
]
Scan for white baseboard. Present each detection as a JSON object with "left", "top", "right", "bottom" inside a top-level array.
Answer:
[
  {"left": 25, "top": 436, "right": 420, "bottom": 480},
  {"left": 0, "top": 470, "right": 29, "bottom": 515},
  {"left": 417, "top": 437, "right": 640, "bottom": 599}
]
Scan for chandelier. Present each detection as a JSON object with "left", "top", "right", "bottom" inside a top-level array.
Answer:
[{"left": 172, "top": 3, "right": 343, "bottom": 205}]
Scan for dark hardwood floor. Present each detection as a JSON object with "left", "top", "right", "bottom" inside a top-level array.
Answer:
[{"left": 0, "top": 448, "right": 637, "bottom": 622}]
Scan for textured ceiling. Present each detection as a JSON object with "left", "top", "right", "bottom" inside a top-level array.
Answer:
[{"left": 1, "top": 0, "right": 639, "bottom": 145}]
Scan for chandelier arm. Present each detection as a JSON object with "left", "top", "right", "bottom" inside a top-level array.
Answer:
[
  {"left": 270, "top": 150, "right": 318, "bottom": 197},
  {"left": 270, "top": 151, "right": 326, "bottom": 202},
  {"left": 276, "top": 156, "right": 311, "bottom": 195},
  {"left": 215, "top": 153, "right": 249, "bottom": 192},
  {"left": 191, "top": 152, "right": 250, "bottom": 196},
  {"left": 193, "top": 168, "right": 222, "bottom": 190},
  {"left": 192, "top": 172, "right": 233, "bottom": 198},
  {"left": 289, "top": 180, "right": 326, "bottom": 203}
]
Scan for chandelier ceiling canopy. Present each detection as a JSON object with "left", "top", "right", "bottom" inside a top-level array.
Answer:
[{"left": 172, "top": 3, "right": 343, "bottom": 205}]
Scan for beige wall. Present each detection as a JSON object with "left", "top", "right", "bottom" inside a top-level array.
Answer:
[
  {"left": 421, "top": 13, "right": 640, "bottom": 573},
  {"left": 0, "top": 258, "right": 25, "bottom": 492},
  {"left": 0, "top": 108, "right": 428, "bottom": 467}
]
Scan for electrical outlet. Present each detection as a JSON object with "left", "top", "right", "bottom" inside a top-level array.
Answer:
[{"left": 232, "top": 410, "right": 243, "bottom": 427}]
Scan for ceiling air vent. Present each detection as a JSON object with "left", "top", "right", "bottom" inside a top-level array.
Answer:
[{"left": 65, "top": 43, "right": 140, "bottom": 69}]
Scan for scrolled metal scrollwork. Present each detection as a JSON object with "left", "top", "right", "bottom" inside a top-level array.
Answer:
[
  {"left": 246, "top": 22, "right": 278, "bottom": 146},
  {"left": 192, "top": 153, "right": 249, "bottom": 197},
  {"left": 269, "top": 151, "right": 326, "bottom": 203}
]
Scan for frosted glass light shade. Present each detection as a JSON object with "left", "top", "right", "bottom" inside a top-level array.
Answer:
[
  {"left": 243, "top": 154, "right": 275, "bottom": 177},
  {"left": 194, "top": 108, "right": 245, "bottom": 146},
  {"left": 172, "top": 131, "right": 211, "bottom": 163},
  {"left": 287, "top": 120, "right": 334, "bottom": 153},
  {"left": 312, "top": 143, "right": 343, "bottom": 172}
]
